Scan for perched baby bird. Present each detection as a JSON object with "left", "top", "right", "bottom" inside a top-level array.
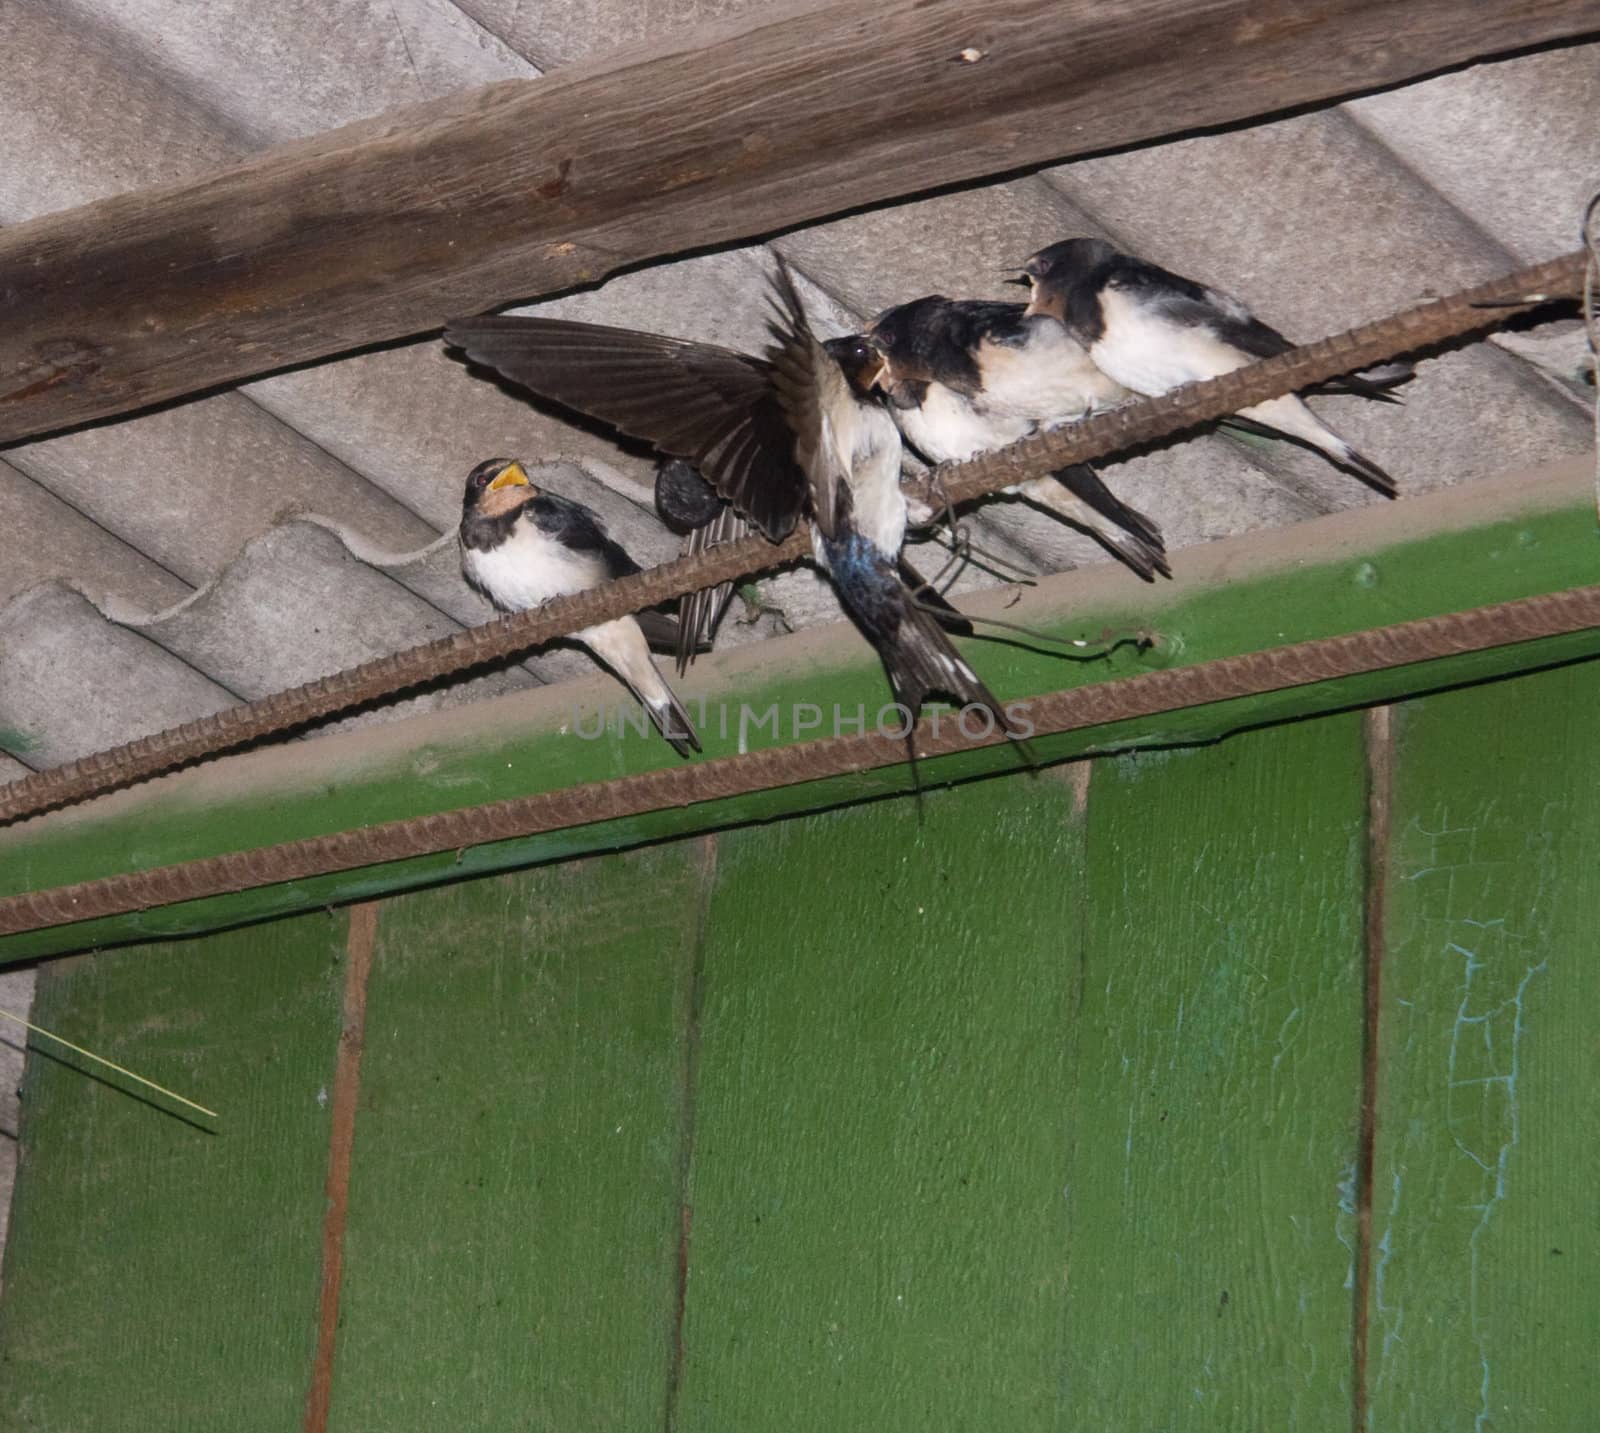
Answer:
[
  {"left": 459, "top": 459, "right": 701, "bottom": 756},
  {"left": 1021, "top": 237, "right": 1397, "bottom": 494},
  {"left": 654, "top": 457, "right": 749, "bottom": 675},
  {"left": 447, "top": 308, "right": 811, "bottom": 672},
  {"left": 866, "top": 295, "right": 1169, "bottom": 580}
]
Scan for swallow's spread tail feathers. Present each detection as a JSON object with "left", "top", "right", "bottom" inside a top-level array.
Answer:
[{"left": 582, "top": 618, "right": 702, "bottom": 757}]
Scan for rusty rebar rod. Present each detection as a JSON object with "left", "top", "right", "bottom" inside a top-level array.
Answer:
[
  {"left": 5, "top": 578, "right": 1600, "bottom": 938},
  {"left": 0, "top": 249, "right": 1585, "bottom": 828}
]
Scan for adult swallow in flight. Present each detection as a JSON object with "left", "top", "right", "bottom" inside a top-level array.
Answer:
[
  {"left": 1020, "top": 237, "right": 1398, "bottom": 494},
  {"left": 446, "top": 274, "right": 1012, "bottom": 733},
  {"left": 459, "top": 458, "right": 701, "bottom": 756},
  {"left": 865, "top": 295, "right": 1170, "bottom": 581},
  {"left": 763, "top": 263, "right": 1016, "bottom": 732}
]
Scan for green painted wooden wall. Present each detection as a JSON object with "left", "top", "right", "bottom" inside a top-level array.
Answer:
[{"left": 2, "top": 657, "right": 1596, "bottom": 1429}]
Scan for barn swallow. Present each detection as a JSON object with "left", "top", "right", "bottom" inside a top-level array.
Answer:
[
  {"left": 446, "top": 278, "right": 1012, "bottom": 732},
  {"left": 764, "top": 263, "right": 1016, "bottom": 731},
  {"left": 866, "top": 295, "right": 1170, "bottom": 581},
  {"left": 459, "top": 459, "right": 701, "bottom": 756},
  {"left": 1020, "top": 238, "right": 1398, "bottom": 494}
]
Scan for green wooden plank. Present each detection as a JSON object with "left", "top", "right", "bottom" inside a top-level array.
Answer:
[
  {"left": 326, "top": 840, "right": 706, "bottom": 1430},
  {"left": 1065, "top": 717, "right": 1368, "bottom": 1425},
  {"left": 676, "top": 772, "right": 1085, "bottom": 1429},
  {"left": 0, "top": 911, "right": 347, "bottom": 1430},
  {"left": 2, "top": 463, "right": 1596, "bottom": 963},
  {"left": 1369, "top": 665, "right": 1600, "bottom": 1428}
]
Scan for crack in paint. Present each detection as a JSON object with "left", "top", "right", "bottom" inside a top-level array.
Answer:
[
  {"left": 1446, "top": 945, "right": 1546, "bottom": 1433},
  {"left": 1371, "top": 1168, "right": 1404, "bottom": 1391},
  {"left": 1334, "top": 1159, "right": 1358, "bottom": 1292}
]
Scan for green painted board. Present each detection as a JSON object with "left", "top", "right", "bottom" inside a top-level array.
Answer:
[
  {"left": 0, "top": 910, "right": 347, "bottom": 1430},
  {"left": 1369, "top": 666, "right": 1600, "bottom": 1428},
  {"left": 676, "top": 772, "right": 1086, "bottom": 1429},
  {"left": 6, "top": 652, "right": 1600, "bottom": 1426},
  {"left": 326, "top": 841, "right": 708, "bottom": 1430},
  {"left": 675, "top": 774, "right": 1088, "bottom": 1433},
  {"left": 1065, "top": 719, "right": 1368, "bottom": 1425}
]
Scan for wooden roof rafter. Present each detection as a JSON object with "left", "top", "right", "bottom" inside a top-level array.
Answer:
[{"left": 1, "top": 0, "right": 1597, "bottom": 441}]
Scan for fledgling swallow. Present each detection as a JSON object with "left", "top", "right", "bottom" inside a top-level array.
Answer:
[
  {"left": 654, "top": 457, "right": 750, "bottom": 675},
  {"left": 866, "top": 295, "right": 1170, "bottom": 581},
  {"left": 1020, "top": 237, "right": 1399, "bottom": 495},
  {"left": 459, "top": 458, "right": 701, "bottom": 756}
]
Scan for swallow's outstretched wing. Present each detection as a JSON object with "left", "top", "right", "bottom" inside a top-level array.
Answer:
[
  {"left": 446, "top": 314, "right": 808, "bottom": 543},
  {"left": 762, "top": 263, "right": 856, "bottom": 542}
]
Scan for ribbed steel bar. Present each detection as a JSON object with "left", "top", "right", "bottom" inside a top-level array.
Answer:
[
  {"left": 0, "top": 249, "right": 1584, "bottom": 827},
  {"left": 6, "top": 578, "right": 1600, "bottom": 938}
]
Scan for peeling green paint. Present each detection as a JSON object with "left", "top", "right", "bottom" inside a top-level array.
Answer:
[
  {"left": 0, "top": 728, "right": 37, "bottom": 756},
  {"left": 1370, "top": 661, "right": 1600, "bottom": 1426}
]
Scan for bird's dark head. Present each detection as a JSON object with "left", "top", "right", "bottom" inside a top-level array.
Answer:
[
  {"left": 865, "top": 296, "right": 948, "bottom": 364},
  {"left": 463, "top": 458, "right": 536, "bottom": 518},
  {"left": 1018, "top": 238, "right": 1118, "bottom": 319},
  {"left": 824, "top": 333, "right": 888, "bottom": 397},
  {"left": 863, "top": 296, "right": 958, "bottom": 397}
]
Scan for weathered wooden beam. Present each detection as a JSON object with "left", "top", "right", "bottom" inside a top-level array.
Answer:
[{"left": 1, "top": 0, "right": 1595, "bottom": 442}]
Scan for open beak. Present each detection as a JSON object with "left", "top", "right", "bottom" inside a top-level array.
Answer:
[
  {"left": 860, "top": 350, "right": 889, "bottom": 391},
  {"left": 488, "top": 460, "right": 532, "bottom": 491}
]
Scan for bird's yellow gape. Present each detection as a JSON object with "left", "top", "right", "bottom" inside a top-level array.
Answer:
[{"left": 487, "top": 460, "right": 531, "bottom": 490}]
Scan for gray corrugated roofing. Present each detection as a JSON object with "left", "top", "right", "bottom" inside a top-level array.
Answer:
[{"left": 0, "top": 6, "right": 1595, "bottom": 778}]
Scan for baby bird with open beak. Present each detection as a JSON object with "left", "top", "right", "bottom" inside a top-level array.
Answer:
[{"left": 459, "top": 459, "right": 701, "bottom": 757}]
